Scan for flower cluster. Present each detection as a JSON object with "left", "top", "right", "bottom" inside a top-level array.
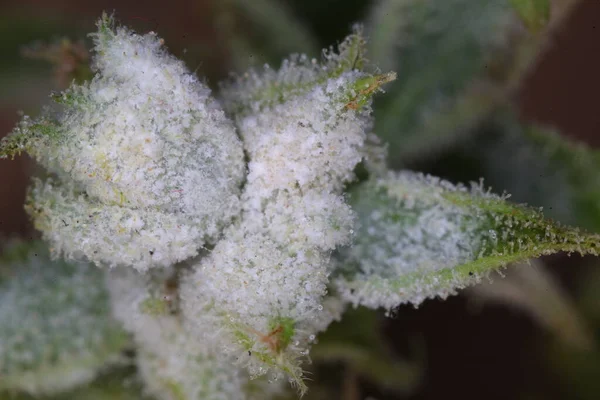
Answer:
[
  {"left": 2, "top": 7, "right": 595, "bottom": 400},
  {"left": 0, "top": 14, "right": 394, "bottom": 398},
  {"left": 10, "top": 15, "right": 245, "bottom": 271}
]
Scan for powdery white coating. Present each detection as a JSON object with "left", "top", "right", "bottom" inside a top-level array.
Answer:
[
  {"left": 307, "top": 294, "right": 348, "bottom": 334},
  {"left": 106, "top": 267, "right": 252, "bottom": 400},
  {"left": 136, "top": 350, "right": 246, "bottom": 400},
  {"left": 360, "top": 132, "right": 389, "bottom": 177},
  {"left": 237, "top": 71, "right": 370, "bottom": 198},
  {"left": 183, "top": 222, "right": 331, "bottom": 324},
  {"left": 0, "top": 242, "right": 128, "bottom": 396},
  {"left": 335, "top": 273, "right": 483, "bottom": 312},
  {"left": 53, "top": 17, "right": 245, "bottom": 213},
  {"left": 182, "top": 62, "right": 376, "bottom": 384},
  {"left": 220, "top": 54, "right": 326, "bottom": 116},
  {"left": 180, "top": 220, "right": 331, "bottom": 387},
  {"left": 220, "top": 27, "right": 369, "bottom": 117},
  {"left": 26, "top": 179, "right": 207, "bottom": 270},
  {"left": 333, "top": 171, "right": 495, "bottom": 309},
  {"left": 262, "top": 189, "right": 354, "bottom": 252},
  {"left": 333, "top": 170, "right": 600, "bottom": 311},
  {"left": 21, "top": 16, "right": 245, "bottom": 270}
]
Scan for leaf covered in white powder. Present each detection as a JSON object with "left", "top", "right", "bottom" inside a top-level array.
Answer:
[
  {"left": 0, "top": 241, "right": 129, "bottom": 396},
  {"left": 333, "top": 171, "right": 600, "bottom": 309}
]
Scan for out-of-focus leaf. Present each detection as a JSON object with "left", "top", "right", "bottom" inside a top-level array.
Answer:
[
  {"left": 462, "top": 115, "right": 600, "bottom": 233},
  {"left": 468, "top": 259, "right": 594, "bottom": 349},
  {"left": 365, "top": 0, "right": 572, "bottom": 166},
  {"left": 549, "top": 0, "right": 583, "bottom": 26},
  {"left": 0, "top": 13, "right": 84, "bottom": 73},
  {"left": 575, "top": 264, "right": 600, "bottom": 324},
  {"left": 0, "top": 13, "right": 87, "bottom": 109},
  {"left": 213, "top": 0, "right": 319, "bottom": 71},
  {"left": 543, "top": 264, "right": 600, "bottom": 400},
  {"left": 332, "top": 171, "right": 600, "bottom": 310},
  {"left": 312, "top": 307, "right": 424, "bottom": 394},
  {"left": 4, "top": 367, "right": 153, "bottom": 400},
  {"left": 57, "top": 372, "right": 150, "bottom": 400},
  {"left": 22, "top": 38, "right": 92, "bottom": 87},
  {"left": 0, "top": 241, "right": 130, "bottom": 396},
  {"left": 510, "top": 0, "right": 550, "bottom": 32},
  {"left": 547, "top": 340, "right": 600, "bottom": 400}
]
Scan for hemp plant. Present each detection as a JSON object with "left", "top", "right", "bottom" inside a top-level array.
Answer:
[{"left": 0, "top": 1, "right": 597, "bottom": 399}]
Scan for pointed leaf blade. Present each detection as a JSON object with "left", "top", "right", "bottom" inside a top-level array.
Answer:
[{"left": 333, "top": 171, "right": 600, "bottom": 309}]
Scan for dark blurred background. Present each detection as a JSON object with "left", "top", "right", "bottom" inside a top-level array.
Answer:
[{"left": 1, "top": 1, "right": 599, "bottom": 399}]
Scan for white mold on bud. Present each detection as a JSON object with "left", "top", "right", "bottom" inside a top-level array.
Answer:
[
  {"left": 26, "top": 177, "right": 229, "bottom": 270},
  {"left": 180, "top": 29, "right": 395, "bottom": 390},
  {"left": 6, "top": 14, "right": 245, "bottom": 270},
  {"left": 236, "top": 71, "right": 372, "bottom": 199},
  {"left": 333, "top": 171, "right": 600, "bottom": 310},
  {"left": 105, "top": 267, "right": 252, "bottom": 400}
]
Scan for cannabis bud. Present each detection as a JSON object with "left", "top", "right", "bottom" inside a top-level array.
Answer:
[
  {"left": 2, "top": 5, "right": 597, "bottom": 399},
  {"left": 3, "top": 14, "right": 245, "bottom": 270}
]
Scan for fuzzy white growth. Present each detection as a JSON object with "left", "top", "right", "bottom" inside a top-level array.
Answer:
[
  {"left": 230, "top": 71, "right": 369, "bottom": 197},
  {"left": 106, "top": 267, "right": 253, "bottom": 400},
  {"left": 19, "top": 14, "right": 245, "bottom": 270},
  {"left": 333, "top": 170, "right": 598, "bottom": 310},
  {"left": 333, "top": 171, "right": 481, "bottom": 309},
  {"left": 137, "top": 350, "right": 247, "bottom": 400},
  {"left": 181, "top": 32, "right": 387, "bottom": 386},
  {"left": 27, "top": 179, "right": 211, "bottom": 269},
  {"left": 360, "top": 132, "right": 389, "bottom": 177},
  {"left": 0, "top": 242, "right": 128, "bottom": 396},
  {"left": 61, "top": 17, "right": 245, "bottom": 213}
]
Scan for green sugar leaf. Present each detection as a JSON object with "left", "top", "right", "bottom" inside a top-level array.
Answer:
[
  {"left": 219, "top": 26, "right": 372, "bottom": 116},
  {"left": 0, "top": 115, "right": 60, "bottom": 160},
  {"left": 332, "top": 171, "right": 600, "bottom": 309}
]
